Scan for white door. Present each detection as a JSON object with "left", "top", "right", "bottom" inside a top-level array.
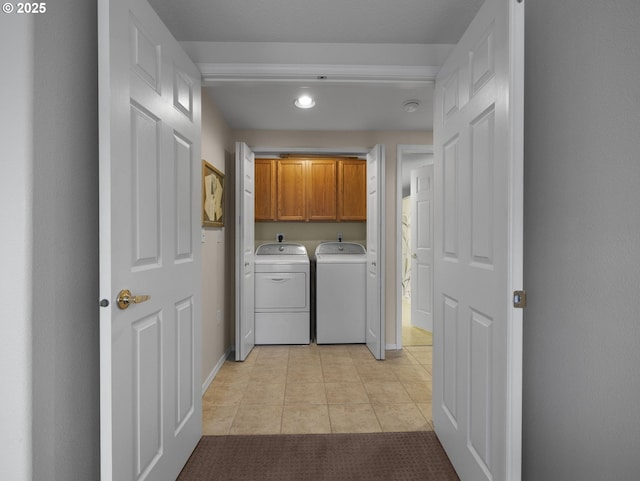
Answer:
[
  {"left": 366, "top": 144, "right": 386, "bottom": 360},
  {"left": 410, "top": 165, "right": 434, "bottom": 332},
  {"left": 235, "top": 142, "right": 255, "bottom": 361},
  {"left": 98, "top": 0, "right": 202, "bottom": 480},
  {"left": 432, "top": 0, "right": 524, "bottom": 480}
]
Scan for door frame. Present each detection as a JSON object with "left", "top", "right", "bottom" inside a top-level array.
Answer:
[
  {"left": 242, "top": 145, "right": 383, "bottom": 355},
  {"left": 395, "top": 144, "right": 434, "bottom": 349}
]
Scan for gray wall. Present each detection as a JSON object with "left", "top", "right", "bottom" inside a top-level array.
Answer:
[
  {"left": 0, "top": 1, "right": 100, "bottom": 480},
  {"left": 523, "top": 1, "right": 640, "bottom": 480},
  {"left": 31, "top": 2, "right": 101, "bottom": 480},
  {"left": 0, "top": 13, "right": 35, "bottom": 481}
]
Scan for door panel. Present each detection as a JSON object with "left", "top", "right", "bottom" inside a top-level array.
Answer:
[
  {"left": 235, "top": 142, "right": 255, "bottom": 361},
  {"left": 432, "top": 0, "right": 524, "bottom": 480},
  {"left": 366, "top": 144, "right": 385, "bottom": 360},
  {"left": 98, "top": 0, "right": 202, "bottom": 480},
  {"left": 410, "top": 165, "right": 434, "bottom": 331}
]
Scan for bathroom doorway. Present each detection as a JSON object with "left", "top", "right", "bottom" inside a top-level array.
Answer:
[{"left": 396, "top": 145, "right": 434, "bottom": 347}]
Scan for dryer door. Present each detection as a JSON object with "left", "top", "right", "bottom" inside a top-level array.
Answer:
[{"left": 255, "top": 273, "right": 308, "bottom": 310}]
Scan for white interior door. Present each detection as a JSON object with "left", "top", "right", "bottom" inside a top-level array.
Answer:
[
  {"left": 432, "top": 0, "right": 524, "bottom": 480},
  {"left": 235, "top": 142, "right": 255, "bottom": 361},
  {"left": 98, "top": 0, "right": 202, "bottom": 480},
  {"left": 366, "top": 144, "right": 386, "bottom": 360},
  {"left": 410, "top": 165, "right": 434, "bottom": 332}
]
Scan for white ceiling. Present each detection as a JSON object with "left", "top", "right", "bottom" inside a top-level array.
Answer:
[{"left": 147, "top": 0, "right": 484, "bottom": 131}]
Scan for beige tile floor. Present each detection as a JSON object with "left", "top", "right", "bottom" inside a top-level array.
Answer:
[{"left": 202, "top": 343, "right": 433, "bottom": 435}]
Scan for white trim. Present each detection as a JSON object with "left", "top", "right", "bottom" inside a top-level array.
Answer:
[
  {"left": 385, "top": 343, "right": 399, "bottom": 351},
  {"left": 200, "top": 63, "right": 438, "bottom": 85},
  {"left": 506, "top": 1, "right": 525, "bottom": 479},
  {"left": 250, "top": 146, "right": 369, "bottom": 156},
  {"left": 379, "top": 147, "right": 387, "bottom": 360},
  {"left": 395, "top": 144, "right": 433, "bottom": 351},
  {"left": 201, "top": 346, "right": 232, "bottom": 395}
]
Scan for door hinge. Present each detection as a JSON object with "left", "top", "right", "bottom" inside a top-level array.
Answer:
[{"left": 513, "top": 290, "right": 527, "bottom": 308}]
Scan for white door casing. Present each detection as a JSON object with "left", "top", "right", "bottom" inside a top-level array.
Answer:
[
  {"left": 234, "top": 142, "right": 255, "bottom": 361},
  {"left": 410, "top": 165, "right": 434, "bottom": 332},
  {"left": 98, "top": 0, "right": 202, "bottom": 479},
  {"left": 366, "top": 144, "right": 386, "bottom": 360},
  {"left": 432, "top": 0, "right": 524, "bottom": 480}
]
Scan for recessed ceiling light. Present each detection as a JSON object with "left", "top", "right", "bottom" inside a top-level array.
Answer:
[
  {"left": 403, "top": 100, "right": 421, "bottom": 113},
  {"left": 295, "top": 94, "right": 316, "bottom": 109}
]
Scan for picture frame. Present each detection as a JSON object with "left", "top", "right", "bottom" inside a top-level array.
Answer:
[{"left": 202, "top": 160, "right": 224, "bottom": 227}]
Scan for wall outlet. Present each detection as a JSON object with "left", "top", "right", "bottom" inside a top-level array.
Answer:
[
  {"left": 201, "top": 228, "right": 206, "bottom": 243},
  {"left": 337, "top": 232, "right": 343, "bottom": 242},
  {"left": 276, "top": 233, "right": 285, "bottom": 242}
]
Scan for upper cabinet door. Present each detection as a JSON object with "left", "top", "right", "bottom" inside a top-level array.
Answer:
[
  {"left": 259, "top": 157, "right": 366, "bottom": 222},
  {"left": 277, "top": 159, "right": 307, "bottom": 221},
  {"left": 254, "top": 159, "right": 277, "bottom": 221},
  {"left": 338, "top": 159, "right": 367, "bottom": 221},
  {"left": 307, "top": 159, "right": 337, "bottom": 221}
]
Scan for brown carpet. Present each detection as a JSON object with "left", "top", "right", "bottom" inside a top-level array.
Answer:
[{"left": 177, "top": 431, "right": 460, "bottom": 481}]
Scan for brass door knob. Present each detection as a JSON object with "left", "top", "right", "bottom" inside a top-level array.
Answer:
[{"left": 116, "top": 289, "right": 151, "bottom": 310}]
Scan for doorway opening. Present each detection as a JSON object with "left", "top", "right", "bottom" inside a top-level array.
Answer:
[{"left": 396, "top": 145, "right": 434, "bottom": 348}]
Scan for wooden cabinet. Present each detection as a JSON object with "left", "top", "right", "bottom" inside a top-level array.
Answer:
[
  {"left": 255, "top": 157, "right": 365, "bottom": 222},
  {"left": 277, "top": 159, "right": 307, "bottom": 221},
  {"left": 307, "top": 159, "right": 337, "bottom": 221},
  {"left": 254, "top": 159, "right": 277, "bottom": 221},
  {"left": 338, "top": 159, "right": 367, "bottom": 221}
]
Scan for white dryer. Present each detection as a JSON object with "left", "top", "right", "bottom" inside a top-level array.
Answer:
[
  {"left": 254, "top": 243, "right": 310, "bottom": 344},
  {"left": 315, "top": 242, "right": 367, "bottom": 344}
]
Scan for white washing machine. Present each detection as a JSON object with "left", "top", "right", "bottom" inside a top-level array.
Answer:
[
  {"left": 315, "top": 242, "right": 367, "bottom": 344},
  {"left": 254, "top": 243, "right": 310, "bottom": 344}
]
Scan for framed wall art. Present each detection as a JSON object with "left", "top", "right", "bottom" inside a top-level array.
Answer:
[{"left": 202, "top": 160, "right": 224, "bottom": 227}]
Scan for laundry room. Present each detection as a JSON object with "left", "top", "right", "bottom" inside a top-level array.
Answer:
[
  {"left": 241, "top": 129, "right": 430, "bottom": 345},
  {"left": 200, "top": 89, "right": 432, "bottom": 387}
]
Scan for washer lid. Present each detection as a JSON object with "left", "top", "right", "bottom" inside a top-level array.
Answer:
[
  {"left": 256, "top": 243, "right": 308, "bottom": 256},
  {"left": 314, "top": 242, "right": 366, "bottom": 255}
]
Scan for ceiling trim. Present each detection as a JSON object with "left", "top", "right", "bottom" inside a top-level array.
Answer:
[
  {"left": 199, "top": 63, "right": 438, "bottom": 85},
  {"left": 250, "top": 146, "right": 370, "bottom": 156}
]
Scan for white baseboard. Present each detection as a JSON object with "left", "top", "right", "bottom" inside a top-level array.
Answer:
[
  {"left": 386, "top": 343, "right": 399, "bottom": 351},
  {"left": 201, "top": 346, "right": 232, "bottom": 395}
]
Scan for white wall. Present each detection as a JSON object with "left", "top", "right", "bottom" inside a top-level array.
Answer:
[
  {"left": 0, "top": 2, "right": 101, "bottom": 480},
  {"left": 201, "top": 92, "right": 234, "bottom": 386},
  {"left": 523, "top": 1, "right": 640, "bottom": 479},
  {"left": 235, "top": 129, "right": 432, "bottom": 345}
]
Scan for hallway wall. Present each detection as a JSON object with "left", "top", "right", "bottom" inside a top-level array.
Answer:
[
  {"left": 32, "top": 3, "right": 101, "bottom": 479},
  {"left": 523, "top": 1, "right": 640, "bottom": 479},
  {"left": 201, "top": 92, "right": 234, "bottom": 387},
  {"left": 0, "top": 1, "right": 101, "bottom": 480},
  {"left": 0, "top": 13, "right": 36, "bottom": 481}
]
